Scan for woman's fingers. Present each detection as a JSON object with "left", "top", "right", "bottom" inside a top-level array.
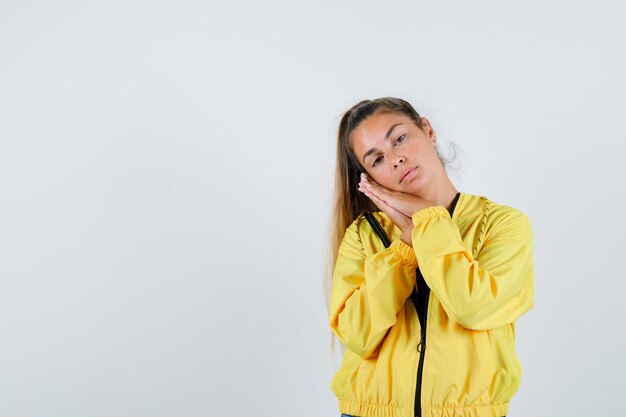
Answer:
[
  {"left": 358, "top": 183, "right": 412, "bottom": 231},
  {"left": 360, "top": 176, "right": 396, "bottom": 208},
  {"left": 361, "top": 174, "right": 394, "bottom": 197},
  {"left": 359, "top": 172, "right": 434, "bottom": 219},
  {"left": 359, "top": 184, "right": 386, "bottom": 209}
]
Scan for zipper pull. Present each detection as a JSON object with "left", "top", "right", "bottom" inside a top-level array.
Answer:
[{"left": 417, "top": 331, "right": 426, "bottom": 353}]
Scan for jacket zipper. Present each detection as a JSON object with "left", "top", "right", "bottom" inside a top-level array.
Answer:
[
  {"left": 364, "top": 191, "right": 462, "bottom": 417},
  {"left": 411, "top": 270, "right": 430, "bottom": 417},
  {"left": 410, "top": 192, "right": 460, "bottom": 417}
]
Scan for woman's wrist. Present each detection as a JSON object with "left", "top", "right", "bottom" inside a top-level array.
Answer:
[{"left": 400, "top": 229, "right": 412, "bottom": 247}]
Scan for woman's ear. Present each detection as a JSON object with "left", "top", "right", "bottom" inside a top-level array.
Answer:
[{"left": 420, "top": 117, "right": 437, "bottom": 146}]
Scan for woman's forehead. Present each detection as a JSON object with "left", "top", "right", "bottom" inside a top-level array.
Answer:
[{"left": 353, "top": 112, "right": 410, "bottom": 143}]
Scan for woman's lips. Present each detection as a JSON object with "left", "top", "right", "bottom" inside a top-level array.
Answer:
[{"left": 400, "top": 166, "right": 417, "bottom": 183}]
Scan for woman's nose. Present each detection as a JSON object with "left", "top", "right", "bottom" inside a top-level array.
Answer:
[{"left": 393, "top": 156, "right": 405, "bottom": 168}]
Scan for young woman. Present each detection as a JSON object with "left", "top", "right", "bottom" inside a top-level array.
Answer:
[{"left": 325, "top": 97, "right": 534, "bottom": 417}]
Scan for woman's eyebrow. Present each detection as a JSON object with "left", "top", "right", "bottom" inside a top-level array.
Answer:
[{"left": 362, "top": 123, "right": 404, "bottom": 164}]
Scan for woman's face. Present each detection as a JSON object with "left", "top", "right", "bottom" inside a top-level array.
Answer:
[{"left": 350, "top": 110, "right": 441, "bottom": 194}]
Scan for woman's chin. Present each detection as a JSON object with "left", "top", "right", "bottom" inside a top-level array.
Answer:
[{"left": 403, "top": 180, "right": 425, "bottom": 195}]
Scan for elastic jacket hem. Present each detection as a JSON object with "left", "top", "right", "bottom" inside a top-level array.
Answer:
[{"left": 338, "top": 399, "right": 509, "bottom": 417}]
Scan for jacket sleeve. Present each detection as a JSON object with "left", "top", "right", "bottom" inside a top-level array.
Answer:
[
  {"left": 329, "top": 217, "right": 418, "bottom": 359},
  {"left": 411, "top": 205, "right": 534, "bottom": 331}
]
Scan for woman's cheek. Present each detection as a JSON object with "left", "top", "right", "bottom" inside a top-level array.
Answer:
[{"left": 373, "top": 174, "right": 396, "bottom": 192}]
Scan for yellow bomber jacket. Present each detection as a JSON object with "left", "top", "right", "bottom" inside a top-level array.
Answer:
[{"left": 329, "top": 191, "right": 534, "bottom": 417}]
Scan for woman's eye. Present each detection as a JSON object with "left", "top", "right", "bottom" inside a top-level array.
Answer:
[
  {"left": 395, "top": 135, "right": 406, "bottom": 145},
  {"left": 372, "top": 156, "right": 382, "bottom": 167}
]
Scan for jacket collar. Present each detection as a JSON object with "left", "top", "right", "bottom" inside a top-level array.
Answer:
[{"left": 453, "top": 191, "right": 490, "bottom": 222}]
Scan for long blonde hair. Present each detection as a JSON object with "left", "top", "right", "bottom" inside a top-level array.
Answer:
[{"left": 324, "top": 97, "right": 454, "bottom": 359}]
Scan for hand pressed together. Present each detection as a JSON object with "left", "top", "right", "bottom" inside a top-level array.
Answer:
[{"left": 358, "top": 172, "right": 435, "bottom": 247}]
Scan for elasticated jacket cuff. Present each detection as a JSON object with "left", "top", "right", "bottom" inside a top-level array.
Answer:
[
  {"left": 412, "top": 205, "right": 451, "bottom": 224},
  {"left": 390, "top": 239, "right": 418, "bottom": 268}
]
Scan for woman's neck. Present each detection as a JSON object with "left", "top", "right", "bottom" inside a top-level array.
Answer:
[{"left": 422, "top": 176, "right": 459, "bottom": 214}]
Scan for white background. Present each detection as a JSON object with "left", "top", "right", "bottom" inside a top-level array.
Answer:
[{"left": 1, "top": 1, "right": 624, "bottom": 416}]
